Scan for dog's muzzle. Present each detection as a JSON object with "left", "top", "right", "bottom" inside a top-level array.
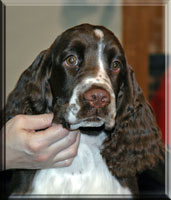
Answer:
[{"left": 65, "top": 83, "right": 116, "bottom": 131}]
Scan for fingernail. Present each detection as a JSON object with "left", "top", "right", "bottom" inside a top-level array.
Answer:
[{"left": 56, "top": 124, "right": 69, "bottom": 135}]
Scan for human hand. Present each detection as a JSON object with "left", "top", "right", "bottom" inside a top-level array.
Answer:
[{"left": 5, "top": 113, "right": 80, "bottom": 170}]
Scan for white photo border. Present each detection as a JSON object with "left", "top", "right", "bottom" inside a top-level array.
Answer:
[{"left": 1, "top": 0, "right": 170, "bottom": 199}]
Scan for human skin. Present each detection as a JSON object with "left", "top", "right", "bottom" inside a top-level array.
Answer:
[{"left": 4, "top": 113, "right": 80, "bottom": 170}]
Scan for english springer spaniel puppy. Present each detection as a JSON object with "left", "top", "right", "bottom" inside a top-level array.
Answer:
[{"left": 6, "top": 24, "right": 164, "bottom": 198}]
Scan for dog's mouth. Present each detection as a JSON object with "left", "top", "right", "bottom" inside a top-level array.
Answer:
[
  {"left": 69, "top": 117, "right": 105, "bottom": 135},
  {"left": 70, "top": 117, "right": 104, "bottom": 129},
  {"left": 79, "top": 124, "right": 105, "bottom": 135}
]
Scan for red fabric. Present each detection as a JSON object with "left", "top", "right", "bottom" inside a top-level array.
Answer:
[{"left": 150, "top": 73, "right": 165, "bottom": 143}]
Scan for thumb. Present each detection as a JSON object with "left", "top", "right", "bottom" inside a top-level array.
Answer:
[{"left": 20, "top": 113, "right": 54, "bottom": 131}]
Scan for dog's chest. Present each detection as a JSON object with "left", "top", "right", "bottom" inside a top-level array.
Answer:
[{"left": 31, "top": 132, "right": 131, "bottom": 195}]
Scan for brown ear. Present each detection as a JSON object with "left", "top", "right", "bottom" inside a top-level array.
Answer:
[
  {"left": 101, "top": 64, "right": 164, "bottom": 178},
  {"left": 6, "top": 49, "right": 53, "bottom": 122}
]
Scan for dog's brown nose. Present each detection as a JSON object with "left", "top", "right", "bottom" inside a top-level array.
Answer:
[{"left": 84, "top": 88, "right": 110, "bottom": 109}]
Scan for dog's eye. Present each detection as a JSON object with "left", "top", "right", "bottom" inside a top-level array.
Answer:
[
  {"left": 111, "top": 60, "right": 121, "bottom": 73},
  {"left": 65, "top": 55, "right": 78, "bottom": 67}
]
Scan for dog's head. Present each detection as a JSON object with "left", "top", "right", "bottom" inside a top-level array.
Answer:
[{"left": 49, "top": 24, "right": 126, "bottom": 131}]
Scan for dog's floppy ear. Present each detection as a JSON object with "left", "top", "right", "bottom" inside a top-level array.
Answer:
[
  {"left": 102, "top": 64, "right": 164, "bottom": 178},
  {"left": 6, "top": 49, "right": 53, "bottom": 122}
]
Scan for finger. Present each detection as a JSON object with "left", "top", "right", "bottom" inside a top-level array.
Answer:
[
  {"left": 28, "top": 124, "right": 69, "bottom": 146},
  {"left": 53, "top": 133, "right": 80, "bottom": 162},
  {"left": 47, "top": 131, "right": 80, "bottom": 155},
  {"left": 52, "top": 158, "right": 74, "bottom": 168},
  {"left": 16, "top": 113, "right": 54, "bottom": 130}
]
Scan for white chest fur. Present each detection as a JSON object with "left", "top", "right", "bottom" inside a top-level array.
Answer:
[{"left": 30, "top": 132, "right": 131, "bottom": 196}]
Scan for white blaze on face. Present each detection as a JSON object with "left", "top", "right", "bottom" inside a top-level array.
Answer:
[
  {"left": 94, "top": 29, "right": 104, "bottom": 40},
  {"left": 94, "top": 29, "right": 104, "bottom": 71},
  {"left": 66, "top": 28, "right": 116, "bottom": 129}
]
